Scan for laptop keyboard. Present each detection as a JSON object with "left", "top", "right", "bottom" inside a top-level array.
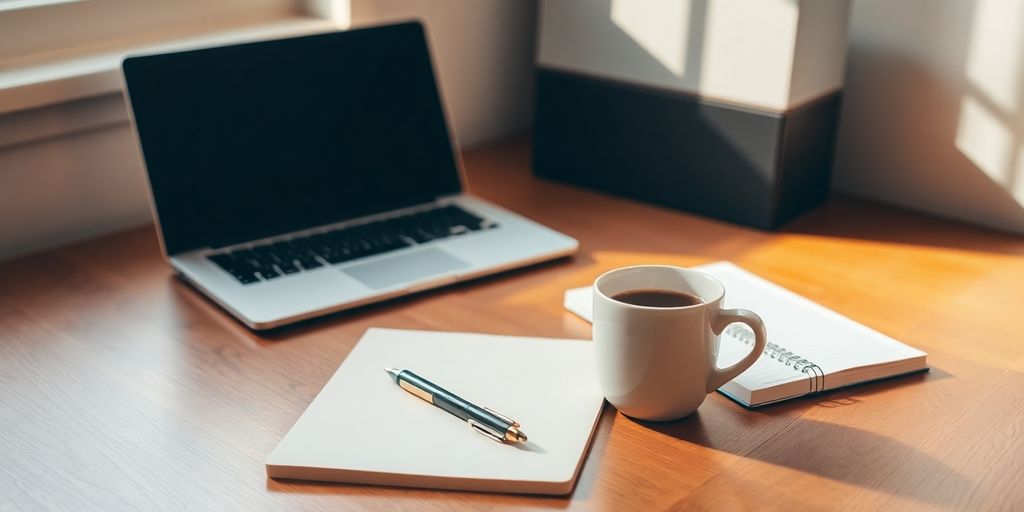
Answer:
[{"left": 207, "top": 204, "right": 496, "bottom": 285}]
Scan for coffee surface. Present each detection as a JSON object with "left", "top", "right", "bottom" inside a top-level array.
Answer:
[{"left": 611, "top": 289, "right": 702, "bottom": 308}]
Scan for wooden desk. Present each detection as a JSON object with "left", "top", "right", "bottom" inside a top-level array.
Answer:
[{"left": 3, "top": 139, "right": 1023, "bottom": 511}]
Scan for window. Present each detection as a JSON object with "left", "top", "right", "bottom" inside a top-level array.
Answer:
[
  {"left": 0, "top": 0, "right": 346, "bottom": 114},
  {"left": 1, "top": 0, "right": 312, "bottom": 65}
]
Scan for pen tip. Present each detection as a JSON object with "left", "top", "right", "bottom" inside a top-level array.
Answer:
[
  {"left": 516, "top": 431, "right": 528, "bottom": 443},
  {"left": 384, "top": 367, "right": 401, "bottom": 382}
]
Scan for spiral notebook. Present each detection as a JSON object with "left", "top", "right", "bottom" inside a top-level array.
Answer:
[{"left": 564, "top": 262, "right": 928, "bottom": 407}]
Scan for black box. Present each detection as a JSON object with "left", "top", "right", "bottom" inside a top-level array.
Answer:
[{"left": 532, "top": 69, "right": 842, "bottom": 229}]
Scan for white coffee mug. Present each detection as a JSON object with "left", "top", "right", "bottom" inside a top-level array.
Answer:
[{"left": 593, "top": 265, "right": 767, "bottom": 421}]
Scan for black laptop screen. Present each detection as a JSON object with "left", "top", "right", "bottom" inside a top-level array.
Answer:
[{"left": 123, "top": 23, "right": 462, "bottom": 254}]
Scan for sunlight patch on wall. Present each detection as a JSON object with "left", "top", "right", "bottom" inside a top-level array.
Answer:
[
  {"left": 956, "top": 96, "right": 1015, "bottom": 186},
  {"left": 964, "top": 0, "right": 1024, "bottom": 113},
  {"left": 698, "top": 0, "right": 799, "bottom": 110},
  {"left": 1015, "top": 146, "right": 1024, "bottom": 203},
  {"left": 954, "top": 0, "right": 1024, "bottom": 205},
  {"left": 610, "top": 0, "right": 689, "bottom": 78}
]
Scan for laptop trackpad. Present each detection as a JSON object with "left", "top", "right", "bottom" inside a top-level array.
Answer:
[{"left": 342, "top": 248, "right": 471, "bottom": 290}]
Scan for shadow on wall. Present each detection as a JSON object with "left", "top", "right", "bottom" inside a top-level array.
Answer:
[{"left": 832, "top": 0, "right": 1024, "bottom": 236}]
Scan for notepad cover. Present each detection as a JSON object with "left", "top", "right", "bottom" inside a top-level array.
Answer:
[{"left": 265, "top": 328, "right": 604, "bottom": 495}]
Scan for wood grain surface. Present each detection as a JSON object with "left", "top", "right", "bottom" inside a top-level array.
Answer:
[{"left": 2, "top": 138, "right": 1024, "bottom": 511}]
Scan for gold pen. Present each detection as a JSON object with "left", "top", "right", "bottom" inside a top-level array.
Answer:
[{"left": 385, "top": 367, "right": 528, "bottom": 443}]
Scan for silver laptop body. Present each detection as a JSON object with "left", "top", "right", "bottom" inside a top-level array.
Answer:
[{"left": 122, "top": 23, "right": 577, "bottom": 329}]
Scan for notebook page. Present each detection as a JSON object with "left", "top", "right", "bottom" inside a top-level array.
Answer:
[
  {"left": 705, "top": 262, "right": 926, "bottom": 383},
  {"left": 716, "top": 329, "right": 807, "bottom": 391}
]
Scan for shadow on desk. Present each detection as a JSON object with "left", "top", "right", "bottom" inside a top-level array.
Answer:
[
  {"left": 252, "top": 256, "right": 578, "bottom": 341},
  {"left": 634, "top": 370, "right": 970, "bottom": 505}
]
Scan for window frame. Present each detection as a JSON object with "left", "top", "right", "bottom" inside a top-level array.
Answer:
[{"left": 0, "top": 0, "right": 348, "bottom": 116}]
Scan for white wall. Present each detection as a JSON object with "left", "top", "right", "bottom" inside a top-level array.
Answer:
[
  {"left": 537, "top": 0, "right": 848, "bottom": 112},
  {"left": 351, "top": 0, "right": 538, "bottom": 147},
  {"left": 0, "top": 1, "right": 539, "bottom": 261},
  {"left": 833, "top": 0, "right": 1024, "bottom": 235},
  {"left": 0, "top": 115, "right": 153, "bottom": 260}
]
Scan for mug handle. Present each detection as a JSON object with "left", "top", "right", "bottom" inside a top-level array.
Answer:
[{"left": 706, "top": 309, "right": 767, "bottom": 392}]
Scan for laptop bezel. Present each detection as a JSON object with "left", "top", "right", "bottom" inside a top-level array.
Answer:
[{"left": 120, "top": 20, "right": 470, "bottom": 263}]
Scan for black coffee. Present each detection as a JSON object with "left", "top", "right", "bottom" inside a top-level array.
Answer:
[{"left": 611, "top": 289, "right": 702, "bottom": 308}]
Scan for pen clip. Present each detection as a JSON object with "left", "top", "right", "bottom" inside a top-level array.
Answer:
[
  {"left": 468, "top": 419, "right": 505, "bottom": 443},
  {"left": 484, "top": 407, "right": 520, "bottom": 427}
]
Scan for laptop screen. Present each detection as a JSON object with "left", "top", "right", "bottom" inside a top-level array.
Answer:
[{"left": 123, "top": 22, "right": 462, "bottom": 255}]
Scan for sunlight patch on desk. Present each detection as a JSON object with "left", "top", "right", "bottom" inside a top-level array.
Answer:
[{"left": 1010, "top": 352, "right": 1024, "bottom": 375}]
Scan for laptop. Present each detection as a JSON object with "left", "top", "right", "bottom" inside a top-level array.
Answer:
[{"left": 121, "top": 22, "right": 577, "bottom": 330}]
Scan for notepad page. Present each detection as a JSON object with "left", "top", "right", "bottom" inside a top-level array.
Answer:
[{"left": 265, "top": 328, "right": 605, "bottom": 494}]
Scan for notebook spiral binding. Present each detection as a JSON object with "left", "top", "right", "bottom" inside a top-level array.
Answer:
[{"left": 724, "top": 325, "right": 825, "bottom": 394}]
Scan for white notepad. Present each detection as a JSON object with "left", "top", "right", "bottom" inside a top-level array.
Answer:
[
  {"left": 266, "top": 328, "right": 604, "bottom": 494},
  {"left": 564, "top": 262, "right": 928, "bottom": 407}
]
